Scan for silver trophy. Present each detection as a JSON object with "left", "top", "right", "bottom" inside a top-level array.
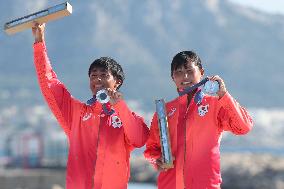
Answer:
[
  {"left": 155, "top": 99, "right": 173, "bottom": 169},
  {"left": 4, "top": 2, "right": 72, "bottom": 35}
]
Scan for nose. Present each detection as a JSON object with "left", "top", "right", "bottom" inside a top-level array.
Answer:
[{"left": 184, "top": 73, "right": 189, "bottom": 78}]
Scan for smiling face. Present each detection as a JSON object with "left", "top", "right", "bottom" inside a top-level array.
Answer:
[
  {"left": 89, "top": 67, "right": 121, "bottom": 95},
  {"left": 172, "top": 60, "right": 204, "bottom": 91}
]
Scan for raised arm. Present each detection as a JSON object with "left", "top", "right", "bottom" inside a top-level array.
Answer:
[
  {"left": 33, "top": 23, "right": 75, "bottom": 137},
  {"left": 208, "top": 75, "right": 253, "bottom": 135},
  {"left": 217, "top": 92, "right": 253, "bottom": 135}
]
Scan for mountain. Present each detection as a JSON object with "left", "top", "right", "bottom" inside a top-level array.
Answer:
[{"left": 1, "top": 0, "right": 284, "bottom": 111}]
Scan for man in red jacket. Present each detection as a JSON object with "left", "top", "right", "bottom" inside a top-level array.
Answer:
[
  {"left": 32, "top": 23, "right": 149, "bottom": 189},
  {"left": 144, "top": 51, "right": 253, "bottom": 189}
]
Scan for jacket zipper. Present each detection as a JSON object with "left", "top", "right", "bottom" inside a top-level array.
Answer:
[
  {"left": 183, "top": 93, "right": 197, "bottom": 189},
  {"left": 92, "top": 114, "right": 102, "bottom": 189},
  {"left": 183, "top": 106, "right": 190, "bottom": 189}
]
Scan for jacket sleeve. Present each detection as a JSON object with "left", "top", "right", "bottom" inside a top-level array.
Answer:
[
  {"left": 217, "top": 92, "right": 253, "bottom": 135},
  {"left": 113, "top": 100, "right": 149, "bottom": 148},
  {"left": 144, "top": 113, "right": 162, "bottom": 169},
  {"left": 33, "top": 41, "right": 74, "bottom": 137}
]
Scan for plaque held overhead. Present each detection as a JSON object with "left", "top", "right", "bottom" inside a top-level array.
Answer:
[{"left": 4, "top": 2, "right": 72, "bottom": 35}]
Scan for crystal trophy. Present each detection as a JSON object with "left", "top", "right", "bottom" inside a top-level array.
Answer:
[{"left": 155, "top": 99, "right": 173, "bottom": 169}]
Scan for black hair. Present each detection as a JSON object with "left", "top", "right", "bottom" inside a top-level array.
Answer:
[
  {"left": 88, "top": 57, "right": 125, "bottom": 89},
  {"left": 171, "top": 51, "right": 203, "bottom": 77}
]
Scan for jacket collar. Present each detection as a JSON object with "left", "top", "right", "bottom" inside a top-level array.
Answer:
[
  {"left": 86, "top": 96, "right": 96, "bottom": 105},
  {"left": 176, "top": 87, "right": 205, "bottom": 106}
]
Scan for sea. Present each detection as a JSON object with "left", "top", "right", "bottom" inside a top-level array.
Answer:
[{"left": 128, "top": 183, "right": 156, "bottom": 189}]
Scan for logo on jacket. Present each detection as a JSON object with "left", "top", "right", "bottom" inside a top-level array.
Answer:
[
  {"left": 82, "top": 113, "right": 93, "bottom": 121},
  {"left": 168, "top": 107, "right": 176, "bottom": 117},
  {"left": 110, "top": 115, "right": 123, "bottom": 128},
  {"left": 198, "top": 104, "right": 209, "bottom": 117}
]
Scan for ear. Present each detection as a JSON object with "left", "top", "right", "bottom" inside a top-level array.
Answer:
[
  {"left": 114, "top": 80, "right": 122, "bottom": 90},
  {"left": 200, "top": 68, "right": 205, "bottom": 76}
]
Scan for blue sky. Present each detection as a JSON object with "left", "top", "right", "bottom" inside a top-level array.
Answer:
[{"left": 229, "top": 0, "right": 284, "bottom": 15}]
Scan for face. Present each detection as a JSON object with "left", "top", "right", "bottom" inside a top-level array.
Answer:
[
  {"left": 172, "top": 61, "right": 204, "bottom": 91},
  {"left": 89, "top": 67, "right": 121, "bottom": 95}
]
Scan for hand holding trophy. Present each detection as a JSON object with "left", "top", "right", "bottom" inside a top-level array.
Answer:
[
  {"left": 154, "top": 77, "right": 221, "bottom": 171},
  {"left": 32, "top": 23, "right": 45, "bottom": 43}
]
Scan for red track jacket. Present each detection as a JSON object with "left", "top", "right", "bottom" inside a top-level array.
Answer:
[
  {"left": 33, "top": 42, "right": 149, "bottom": 189},
  {"left": 144, "top": 90, "right": 253, "bottom": 189}
]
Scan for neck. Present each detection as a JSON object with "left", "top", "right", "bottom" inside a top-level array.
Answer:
[{"left": 186, "top": 89, "right": 197, "bottom": 106}]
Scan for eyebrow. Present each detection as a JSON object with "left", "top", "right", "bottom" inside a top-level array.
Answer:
[
  {"left": 90, "top": 68, "right": 109, "bottom": 73},
  {"left": 175, "top": 66, "right": 195, "bottom": 70}
]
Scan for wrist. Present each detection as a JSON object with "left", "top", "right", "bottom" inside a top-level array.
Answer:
[
  {"left": 35, "top": 36, "right": 44, "bottom": 43},
  {"left": 218, "top": 90, "right": 227, "bottom": 99},
  {"left": 35, "top": 32, "right": 44, "bottom": 43}
]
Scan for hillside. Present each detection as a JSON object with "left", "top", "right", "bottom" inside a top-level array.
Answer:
[{"left": 0, "top": 0, "right": 283, "bottom": 111}]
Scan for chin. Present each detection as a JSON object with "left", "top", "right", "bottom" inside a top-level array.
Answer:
[
  {"left": 180, "top": 85, "right": 190, "bottom": 89},
  {"left": 177, "top": 87, "right": 184, "bottom": 92},
  {"left": 91, "top": 89, "right": 97, "bottom": 96}
]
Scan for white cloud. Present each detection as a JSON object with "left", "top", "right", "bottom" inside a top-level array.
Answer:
[
  {"left": 229, "top": 0, "right": 284, "bottom": 15},
  {"left": 206, "top": 0, "right": 220, "bottom": 13},
  {"left": 127, "top": 100, "right": 153, "bottom": 125},
  {"left": 250, "top": 108, "right": 284, "bottom": 127},
  {"left": 0, "top": 90, "right": 10, "bottom": 100},
  {"left": 171, "top": 0, "right": 182, "bottom": 11},
  {"left": 204, "top": 0, "right": 227, "bottom": 26},
  {"left": 144, "top": 1, "right": 168, "bottom": 40},
  {"left": 222, "top": 108, "right": 284, "bottom": 150}
]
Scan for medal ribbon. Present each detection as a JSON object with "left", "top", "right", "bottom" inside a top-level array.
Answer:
[{"left": 178, "top": 77, "right": 209, "bottom": 96}]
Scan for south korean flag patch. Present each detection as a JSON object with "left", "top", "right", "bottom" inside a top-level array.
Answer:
[
  {"left": 109, "top": 114, "right": 123, "bottom": 128},
  {"left": 198, "top": 104, "right": 209, "bottom": 117}
]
